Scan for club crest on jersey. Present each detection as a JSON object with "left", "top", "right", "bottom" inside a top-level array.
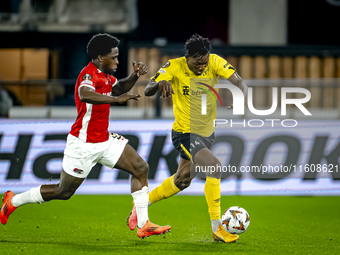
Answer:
[
  {"left": 110, "top": 133, "right": 124, "bottom": 140},
  {"left": 162, "top": 62, "right": 170, "bottom": 68},
  {"left": 182, "top": 85, "right": 189, "bottom": 95},
  {"left": 73, "top": 168, "right": 84, "bottom": 174},
  {"left": 82, "top": 74, "right": 92, "bottom": 80}
]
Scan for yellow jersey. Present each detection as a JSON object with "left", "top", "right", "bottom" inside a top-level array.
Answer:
[{"left": 151, "top": 54, "right": 235, "bottom": 137}]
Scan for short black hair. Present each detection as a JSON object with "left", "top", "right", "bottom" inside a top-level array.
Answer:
[
  {"left": 185, "top": 34, "right": 211, "bottom": 58},
  {"left": 87, "top": 33, "right": 120, "bottom": 60}
]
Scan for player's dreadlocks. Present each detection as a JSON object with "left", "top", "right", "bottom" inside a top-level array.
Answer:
[
  {"left": 87, "top": 33, "right": 120, "bottom": 60},
  {"left": 185, "top": 34, "right": 211, "bottom": 58}
]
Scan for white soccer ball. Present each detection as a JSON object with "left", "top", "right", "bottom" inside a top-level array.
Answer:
[{"left": 222, "top": 206, "right": 250, "bottom": 235}]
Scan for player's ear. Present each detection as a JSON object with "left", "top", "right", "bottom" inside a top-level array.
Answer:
[{"left": 97, "top": 55, "right": 104, "bottom": 62}]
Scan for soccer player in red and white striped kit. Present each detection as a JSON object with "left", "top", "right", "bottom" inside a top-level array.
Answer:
[{"left": 0, "top": 33, "right": 171, "bottom": 239}]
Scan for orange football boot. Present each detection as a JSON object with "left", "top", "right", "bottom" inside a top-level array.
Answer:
[
  {"left": 137, "top": 220, "right": 171, "bottom": 239},
  {"left": 127, "top": 205, "right": 137, "bottom": 230},
  {"left": 0, "top": 191, "right": 18, "bottom": 225}
]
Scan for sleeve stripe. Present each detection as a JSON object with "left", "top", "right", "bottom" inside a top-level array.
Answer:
[
  {"left": 78, "top": 84, "right": 95, "bottom": 95},
  {"left": 79, "top": 84, "right": 95, "bottom": 90},
  {"left": 112, "top": 79, "right": 118, "bottom": 87}
]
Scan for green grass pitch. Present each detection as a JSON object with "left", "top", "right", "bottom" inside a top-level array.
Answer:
[{"left": 0, "top": 195, "right": 339, "bottom": 254}]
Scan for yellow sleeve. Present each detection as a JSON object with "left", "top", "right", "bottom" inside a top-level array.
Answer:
[
  {"left": 212, "top": 54, "right": 236, "bottom": 80},
  {"left": 150, "top": 60, "right": 174, "bottom": 82}
]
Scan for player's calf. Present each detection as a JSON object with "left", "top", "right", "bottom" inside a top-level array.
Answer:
[{"left": 39, "top": 185, "right": 75, "bottom": 201}]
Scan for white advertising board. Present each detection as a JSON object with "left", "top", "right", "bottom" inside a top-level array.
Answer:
[{"left": 0, "top": 119, "right": 339, "bottom": 195}]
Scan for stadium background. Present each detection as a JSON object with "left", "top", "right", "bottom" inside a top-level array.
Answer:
[{"left": 0, "top": 0, "right": 339, "bottom": 196}]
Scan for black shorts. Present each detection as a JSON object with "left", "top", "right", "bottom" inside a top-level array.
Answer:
[{"left": 171, "top": 130, "right": 215, "bottom": 163}]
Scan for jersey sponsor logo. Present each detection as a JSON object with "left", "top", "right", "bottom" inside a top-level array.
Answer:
[
  {"left": 191, "top": 90, "right": 205, "bottom": 96},
  {"left": 162, "top": 61, "right": 171, "bottom": 68},
  {"left": 82, "top": 74, "right": 92, "bottom": 80}
]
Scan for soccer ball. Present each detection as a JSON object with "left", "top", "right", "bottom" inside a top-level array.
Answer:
[{"left": 222, "top": 206, "right": 250, "bottom": 235}]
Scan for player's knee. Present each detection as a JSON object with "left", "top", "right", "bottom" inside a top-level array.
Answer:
[
  {"left": 203, "top": 157, "right": 221, "bottom": 168},
  {"left": 208, "top": 170, "right": 222, "bottom": 179},
  {"left": 206, "top": 163, "right": 222, "bottom": 179},
  {"left": 202, "top": 158, "right": 222, "bottom": 179}
]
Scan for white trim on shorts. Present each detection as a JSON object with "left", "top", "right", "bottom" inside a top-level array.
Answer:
[{"left": 62, "top": 134, "right": 128, "bottom": 178}]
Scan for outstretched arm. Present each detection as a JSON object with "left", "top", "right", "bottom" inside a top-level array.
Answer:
[
  {"left": 228, "top": 72, "right": 248, "bottom": 97},
  {"left": 144, "top": 80, "right": 174, "bottom": 98},
  {"left": 79, "top": 86, "right": 140, "bottom": 104},
  {"left": 111, "top": 61, "right": 148, "bottom": 96},
  {"left": 226, "top": 72, "right": 248, "bottom": 109}
]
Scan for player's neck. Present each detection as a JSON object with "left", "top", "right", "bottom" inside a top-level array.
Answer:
[{"left": 92, "top": 60, "right": 104, "bottom": 73}]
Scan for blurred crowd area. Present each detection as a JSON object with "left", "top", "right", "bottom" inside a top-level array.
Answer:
[
  {"left": 0, "top": 0, "right": 339, "bottom": 119},
  {"left": 0, "top": 0, "right": 137, "bottom": 32}
]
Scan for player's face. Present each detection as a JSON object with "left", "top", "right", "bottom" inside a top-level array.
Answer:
[
  {"left": 102, "top": 47, "right": 119, "bottom": 75},
  {"left": 186, "top": 54, "right": 209, "bottom": 76}
]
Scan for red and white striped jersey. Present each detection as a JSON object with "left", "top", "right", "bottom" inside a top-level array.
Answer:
[{"left": 69, "top": 62, "right": 118, "bottom": 143}]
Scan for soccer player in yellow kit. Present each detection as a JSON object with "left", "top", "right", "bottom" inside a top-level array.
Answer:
[{"left": 128, "top": 34, "right": 248, "bottom": 243}]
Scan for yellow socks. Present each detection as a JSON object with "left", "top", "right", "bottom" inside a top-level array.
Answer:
[
  {"left": 149, "top": 174, "right": 181, "bottom": 205},
  {"left": 148, "top": 173, "right": 222, "bottom": 232},
  {"left": 204, "top": 176, "right": 221, "bottom": 221}
]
